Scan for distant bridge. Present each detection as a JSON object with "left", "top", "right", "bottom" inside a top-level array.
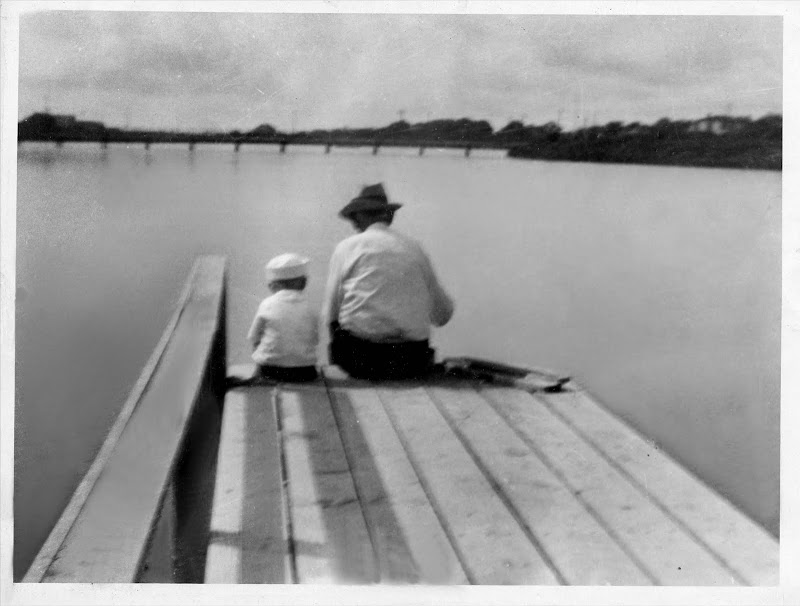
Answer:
[{"left": 18, "top": 132, "right": 520, "bottom": 157}]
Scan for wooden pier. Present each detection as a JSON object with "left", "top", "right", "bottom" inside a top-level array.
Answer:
[
  {"left": 22, "top": 256, "right": 778, "bottom": 586},
  {"left": 205, "top": 365, "right": 778, "bottom": 586}
]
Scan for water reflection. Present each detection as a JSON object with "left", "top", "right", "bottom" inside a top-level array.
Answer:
[
  {"left": 18, "top": 141, "right": 117, "bottom": 168},
  {"left": 17, "top": 142, "right": 59, "bottom": 167}
]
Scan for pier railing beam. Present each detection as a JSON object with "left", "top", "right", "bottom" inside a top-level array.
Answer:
[{"left": 23, "top": 256, "right": 227, "bottom": 583}]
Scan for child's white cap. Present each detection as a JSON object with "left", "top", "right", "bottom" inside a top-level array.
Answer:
[{"left": 266, "top": 253, "right": 309, "bottom": 281}]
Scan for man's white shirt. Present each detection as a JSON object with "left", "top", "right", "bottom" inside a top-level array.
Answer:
[{"left": 323, "top": 223, "right": 454, "bottom": 342}]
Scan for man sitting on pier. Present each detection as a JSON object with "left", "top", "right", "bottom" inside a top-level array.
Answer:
[{"left": 323, "top": 183, "right": 455, "bottom": 380}]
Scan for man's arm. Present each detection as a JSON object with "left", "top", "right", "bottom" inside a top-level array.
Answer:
[
  {"left": 322, "top": 245, "right": 345, "bottom": 337},
  {"left": 420, "top": 250, "right": 454, "bottom": 326},
  {"left": 429, "top": 279, "right": 455, "bottom": 327}
]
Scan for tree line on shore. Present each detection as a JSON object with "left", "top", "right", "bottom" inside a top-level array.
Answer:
[
  {"left": 503, "top": 115, "right": 781, "bottom": 171},
  {"left": 19, "top": 112, "right": 781, "bottom": 170}
]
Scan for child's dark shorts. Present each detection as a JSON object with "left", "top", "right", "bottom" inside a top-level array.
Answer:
[{"left": 257, "top": 364, "right": 318, "bottom": 383}]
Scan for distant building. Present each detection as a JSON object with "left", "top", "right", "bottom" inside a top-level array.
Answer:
[
  {"left": 688, "top": 115, "right": 747, "bottom": 135},
  {"left": 689, "top": 117, "right": 724, "bottom": 134}
]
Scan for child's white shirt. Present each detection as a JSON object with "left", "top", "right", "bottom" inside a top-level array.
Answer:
[{"left": 248, "top": 290, "right": 319, "bottom": 367}]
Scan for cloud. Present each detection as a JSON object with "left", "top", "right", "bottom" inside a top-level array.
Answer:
[
  {"left": 537, "top": 16, "right": 779, "bottom": 89},
  {"left": 18, "top": 11, "right": 782, "bottom": 131}
]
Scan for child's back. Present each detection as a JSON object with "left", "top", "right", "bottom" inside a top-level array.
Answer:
[
  {"left": 247, "top": 253, "right": 319, "bottom": 382},
  {"left": 250, "top": 288, "right": 318, "bottom": 367}
]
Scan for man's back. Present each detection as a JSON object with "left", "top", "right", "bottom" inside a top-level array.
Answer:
[{"left": 325, "top": 223, "right": 453, "bottom": 342}]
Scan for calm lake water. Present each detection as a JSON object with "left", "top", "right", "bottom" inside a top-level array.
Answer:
[{"left": 14, "top": 142, "right": 781, "bottom": 578}]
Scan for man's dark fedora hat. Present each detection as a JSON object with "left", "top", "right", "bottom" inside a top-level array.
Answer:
[{"left": 339, "top": 183, "right": 402, "bottom": 219}]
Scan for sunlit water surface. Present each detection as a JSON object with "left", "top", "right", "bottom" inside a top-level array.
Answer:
[{"left": 14, "top": 142, "right": 780, "bottom": 577}]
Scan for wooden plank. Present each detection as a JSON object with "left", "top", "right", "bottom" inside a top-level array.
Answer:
[
  {"left": 205, "top": 389, "right": 244, "bottom": 582},
  {"left": 279, "top": 383, "right": 378, "bottom": 584},
  {"left": 429, "top": 384, "right": 652, "bottom": 585},
  {"left": 483, "top": 386, "right": 740, "bottom": 586},
  {"left": 205, "top": 387, "right": 291, "bottom": 583},
  {"left": 323, "top": 373, "right": 469, "bottom": 583},
  {"left": 33, "top": 256, "right": 226, "bottom": 583},
  {"left": 139, "top": 483, "right": 177, "bottom": 582},
  {"left": 377, "top": 385, "right": 560, "bottom": 585},
  {"left": 542, "top": 389, "right": 779, "bottom": 585}
]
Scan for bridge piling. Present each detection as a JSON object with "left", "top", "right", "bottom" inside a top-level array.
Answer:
[
  {"left": 279, "top": 141, "right": 287, "bottom": 154},
  {"left": 234, "top": 142, "right": 241, "bottom": 152},
  {"left": 465, "top": 146, "right": 471, "bottom": 157}
]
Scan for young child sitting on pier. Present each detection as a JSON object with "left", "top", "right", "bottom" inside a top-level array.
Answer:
[{"left": 246, "top": 253, "right": 319, "bottom": 382}]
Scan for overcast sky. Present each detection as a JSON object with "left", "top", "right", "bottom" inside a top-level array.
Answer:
[{"left": 17, "top": 9, "right": 782, "bottom": 132}]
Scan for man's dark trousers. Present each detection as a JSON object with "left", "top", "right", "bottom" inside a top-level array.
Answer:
[{"left": 329, "top": 323, "right": 434, "bottom": 380}]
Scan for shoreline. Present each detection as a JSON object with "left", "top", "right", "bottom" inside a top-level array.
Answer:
[{"left": 18, "top": 112, "right": 782, "bottom": 172}]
